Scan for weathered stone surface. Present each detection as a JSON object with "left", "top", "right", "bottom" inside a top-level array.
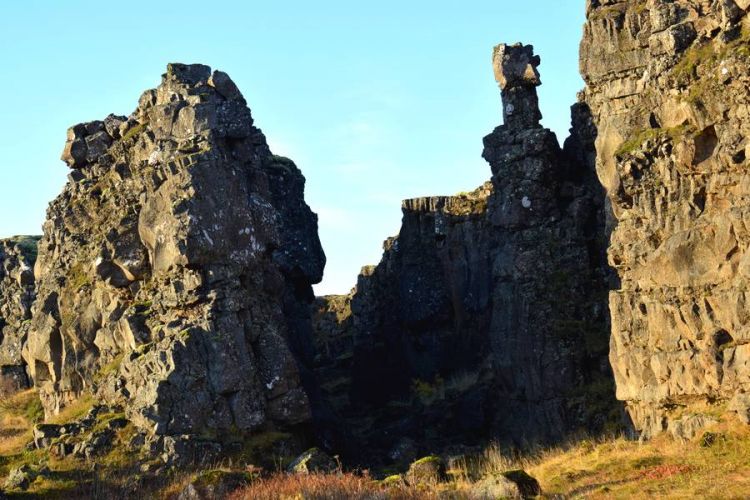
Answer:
[
  {"left": 23, "top": 63, "right": 325, "bottom": 450},
  {"left": 0, "top": 236, "right": 39, "bottom": 396},
  {"left": 581, "top": 1, "right": 750, "bottom": 438},
  {"left": 492, "top": 43, "right": 542, "bottom": 129},
  {"left": 729, "top": 392, "right": 750, "bottom": 424},
  {"left": 313, "top": 44, "right": 614, "bottom": 462}
]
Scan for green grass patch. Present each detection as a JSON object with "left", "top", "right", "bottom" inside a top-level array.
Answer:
[
  {"left": 121, "top": 122, "right": 146, "bottom": 142},
  {"left": 615, "top": 125, "right": 693, "bottom": 158}
]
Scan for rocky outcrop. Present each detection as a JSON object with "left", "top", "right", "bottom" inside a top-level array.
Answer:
[
  {"left": 0, "top": 236, "right": 39, "bottom": 395},
  {"left": 581, "top": 0, "right": 750, "bottom": 438},
  {"left": 314, "top": 44, "right": 614, "bottom": 462},
  {"left": 22, "top": 64, "right": 325, "bottom": 448}
]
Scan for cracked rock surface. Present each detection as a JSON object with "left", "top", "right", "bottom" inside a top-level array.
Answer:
[
  {"left": 0, "top": 236, "right": 39, "bottom": 396},
  {"left": 581, "top": 0, "right": 750, "bottom": 438}
]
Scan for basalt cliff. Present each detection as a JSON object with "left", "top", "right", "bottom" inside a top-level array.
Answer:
[
  {"left": 581, "top": 0, "right": 750, "bottom": 439},
  {"left": 313, "top": 44, "right": 614, "bottom": 463},
  {"left": 0, "top": 236, "right": 39, "bottom": 396}
]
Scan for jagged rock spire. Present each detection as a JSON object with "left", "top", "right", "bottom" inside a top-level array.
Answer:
[
  {"left": 492, "top": 43, "right": 542, "bottom": 130},
  {"left": 26, "top": 62, "right": 325, "bottom": 456}
]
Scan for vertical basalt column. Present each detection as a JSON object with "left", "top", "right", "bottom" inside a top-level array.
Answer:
[{"left": 492, "top": 43, "right": 542, "bottom": 130}]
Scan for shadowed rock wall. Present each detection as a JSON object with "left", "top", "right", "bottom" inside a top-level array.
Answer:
[{"left": 313, "top": 44, "right": 615, "bottom": 463}]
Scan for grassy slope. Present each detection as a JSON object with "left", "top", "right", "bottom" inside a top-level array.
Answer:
[
  {"left": 231, "top": 416, "right": 750, "bottom": 499},
  {"left": 527, "top": 418, "right": 750, "bottom": 499}
]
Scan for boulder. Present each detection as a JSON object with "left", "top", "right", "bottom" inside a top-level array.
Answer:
[
  {"left": 3, "top": 465, "right": 34, "bottom": 491},
  {"left": 470, "top": 469, "right": 541, "bottom": 499},
  {"left": 32, "top": 423, "right": 62, "bottom": 449},
  {"left": 729, "top": 393, "right": 750, "bottom": 424},
  {"left": 287, "top": 448, "right": 337, "bottom": 474},
  {"left": 406, "top": 456, "right": 447, "bottom": 485}
]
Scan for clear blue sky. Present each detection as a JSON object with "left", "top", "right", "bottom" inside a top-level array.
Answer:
[{"left": 0, "top": 1, "right": 585, "bottom": 295}]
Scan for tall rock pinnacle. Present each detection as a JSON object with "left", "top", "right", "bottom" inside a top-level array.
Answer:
[{"left": 492, "top": 43, "right": 542, "bottom": 130}]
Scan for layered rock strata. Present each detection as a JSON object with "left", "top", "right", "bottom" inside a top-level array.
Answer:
[
  {"left": 0, "top": 236, "right": 39, "bottom": 395},
  {"left": 581, "top": 0, "right": 750, "bottom": 438},
  {"left": 314, "top": 44, "right": 614, "bottom": 461},
  {"left": 23, "top": 64, "right": 325, "bottom": 447}
]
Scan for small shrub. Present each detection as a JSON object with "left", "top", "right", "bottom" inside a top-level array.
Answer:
[
  {"left": 699, "top": 431, "right": 725, "bottom": 448},
  {"left": 630, "top": 456, "right": 663, "bottom": 470},
  {"left": 121, "top": 122, "right": 146, "bottom": 142},
  {"left": 24, "top": 397, "right": 44, "bottom": 424},
  {"left": 412, "top": 377, "right": 444, "bottom": 405}
]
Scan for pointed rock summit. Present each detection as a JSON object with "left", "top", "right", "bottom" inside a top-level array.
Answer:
[{"left": 492, "top": 43, "right": 542, "bottom": 130}]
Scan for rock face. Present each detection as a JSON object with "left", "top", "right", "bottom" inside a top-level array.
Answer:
[
  {"left": 0, "top": 236, "right": 39, "bottom": 395},
  {"left": 581, "top": 1, "right": 750, "bottom": 438},
  {"left": 23, "top": 64, "right": 325, "bottom": 443},
  {"left": 314, "top": 44, "right": 614, "bottom": 461}
]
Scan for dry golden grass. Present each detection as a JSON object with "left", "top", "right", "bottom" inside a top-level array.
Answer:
[
  {"left": 48, "top": 393, "right": 94, "bottom": 425},
  {"left": 228, "top": 417, "right": 750, "bottom": 499},
  {"left": 527, "top": 417, "right": 750, "bottom": 498},
  {"left": 228, "top": 471, "right": 433, "bottom": 500},
  {"left": 0, "top": 389, "right": 37, "bottom": 455}
]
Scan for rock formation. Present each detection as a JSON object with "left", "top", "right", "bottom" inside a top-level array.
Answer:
[
  {"left": 0, "top": 236, "right": 39, "bottom": 395},
  {"left": 22, "top": 63, "right": 325, "bottom": 454},
  {"left": 8, "top": 1, "right": 750, "bottom": 473},
  {"left": 314, "top": 43, "right": 615, "bottom": 462},
  {"left": 581, "top": 0, "right": 750, "bottom": 438}
]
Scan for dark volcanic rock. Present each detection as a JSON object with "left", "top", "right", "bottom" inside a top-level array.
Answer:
[
  {"left": 581, "top": 0, "right": 750, "bottom": 439},
  {"left": 0, "top": 236, "right": 39, "bottom": 396},
  {"left": 313, "top": 44, "right": 614, "bottom": 463},
  {"left": 23, "top": 63, "right": 325, "bottom": 448}
]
